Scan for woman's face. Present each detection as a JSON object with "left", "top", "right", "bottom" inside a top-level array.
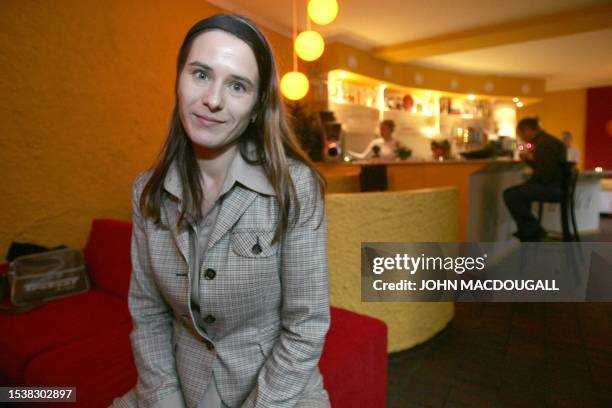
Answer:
[
  {"left": 178, "top": 30, "right": 259, "bottom": 151},
  {"left": 380, "top": 123, "right": 393, "bottom": 140}
]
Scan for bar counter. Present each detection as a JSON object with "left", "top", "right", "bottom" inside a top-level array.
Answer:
[
  {"left": 317, "top": 158, "right": 518, "bottom": 240},
  {"left": 318, "top": 159, "right": 609, "bottom": 241},
  {"left": 325, "top": 187, "right": 458, "bottom": 352}
]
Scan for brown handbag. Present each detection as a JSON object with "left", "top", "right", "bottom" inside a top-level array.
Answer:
[{"left": 1, "top": 248, "right": 90, "bottom": 313}]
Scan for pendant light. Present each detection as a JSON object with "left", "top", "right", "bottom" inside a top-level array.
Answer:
[
  {"left": 307, "top": 0, "right": 338, "bottom": 25},
  {"left": 281, "top": 0, "right": 309, "bottom": 100},
  {"left": 295, "top": 30, "right": 325, "bottom": 62}
]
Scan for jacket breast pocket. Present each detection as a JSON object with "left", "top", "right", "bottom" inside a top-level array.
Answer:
[
  {"left": 231, "top": 229, "right": 278, "bottom": 258},
  {"left": 228, "top": 229, "right": 281, "bottom": 302}
]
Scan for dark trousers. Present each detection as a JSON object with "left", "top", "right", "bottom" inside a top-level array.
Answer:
[
  {"left": 360, "top": 165, "right": 387, "bottom": 192},
  {"left": 503, "top": 182, "right": 561, "bottom": 240}
]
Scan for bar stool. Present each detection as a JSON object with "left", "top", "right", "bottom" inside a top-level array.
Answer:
[{"left": 537, "top": 161, "right": 580, "bottom": 241}]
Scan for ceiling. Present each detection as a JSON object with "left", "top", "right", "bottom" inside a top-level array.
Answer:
[{"left": 208, "top": 0, "right": 612, "bottom": 91}]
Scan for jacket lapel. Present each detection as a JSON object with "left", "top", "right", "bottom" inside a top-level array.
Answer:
[
  {"left": 207, "top": 185, "right": 258, "bottom": 250},
  {"left": 162, "top": 161, "right": 260, "bottom": 259},
  {"left": 163, "top": 197, "right": 192, "bottom": 267},
  {"left": 162, "top": 163, "right": 192, "bottom": 267}
]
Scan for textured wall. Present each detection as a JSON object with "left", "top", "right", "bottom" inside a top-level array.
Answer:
[
  {"left": 0, "top": 0, "right": 292, "bottom": 254},
  {"left": 326, "top": 187, "right": 458, "bottom": 352}
]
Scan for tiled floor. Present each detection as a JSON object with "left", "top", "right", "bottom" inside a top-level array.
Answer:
[{"left": 387, "top": 216, "right": 612, "bottom": 408}]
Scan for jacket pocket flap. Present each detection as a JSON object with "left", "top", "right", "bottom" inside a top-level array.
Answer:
[{"left": 231, "top": 230, "right": 278, "bottom": 258}]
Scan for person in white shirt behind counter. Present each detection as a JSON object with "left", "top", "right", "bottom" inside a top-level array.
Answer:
[
  {"left": 348, "top": 119, "right": 405, "bottom": 160},
  {"left": 562, "top": 130, "right": 581, "bottom": 164}
]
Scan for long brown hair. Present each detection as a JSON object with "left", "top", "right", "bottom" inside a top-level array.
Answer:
[{"left": 139, "top": 14, "right": 325, "bottom": 242}]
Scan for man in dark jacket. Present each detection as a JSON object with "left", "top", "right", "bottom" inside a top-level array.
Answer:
[{"left": 503, "top": 117, "right": 567, "bottom": 241}]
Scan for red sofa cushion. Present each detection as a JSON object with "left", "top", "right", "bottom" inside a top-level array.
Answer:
[
  {"left": 16, "top": 306, "right": 388, "bottom": 408},
  {"left": 83, "top": 219, "right": 132, "bottom": 299},
  {"left": 320, "top": 307, "right": 388, "bottom": 408},
  {"left": 23, "top": 322, "right": 136, "bottom": 408},
  {"left": 0, "top": 288, "right": 131, "bottom": 385}
]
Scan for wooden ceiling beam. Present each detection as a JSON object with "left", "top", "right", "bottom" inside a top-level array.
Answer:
[{"left": 373, "top": 4, "right": 612, "bottom": 62}]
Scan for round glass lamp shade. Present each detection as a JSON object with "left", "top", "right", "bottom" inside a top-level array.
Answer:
[
  {"left": 280, "top": 71, "right": 309, "bottom": 100},
  {"left": 308, "top": 0, "right": 338, "bottom": 25},
  {"left": 295, "top": 30, "right": 325, "bottom": 61}
]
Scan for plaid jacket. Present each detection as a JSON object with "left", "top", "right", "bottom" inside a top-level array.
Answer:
[{"left": 117, "top": 158, "right": 330, "bottom": 408}]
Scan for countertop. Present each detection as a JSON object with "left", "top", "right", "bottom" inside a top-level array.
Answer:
[{"left": 317, "top": 158, "right": 520, "bottom": 167}]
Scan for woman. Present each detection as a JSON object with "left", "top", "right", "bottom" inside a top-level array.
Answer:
[
  {"left": 349, "top": 119, "right": 404, "bottom": 160},
  {"left": 112, "top": 14, "right": 330, "bottom": 408}
]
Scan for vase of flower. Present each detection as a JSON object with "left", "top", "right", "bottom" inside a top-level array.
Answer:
[
  {"left": 394, "top": 142, "right": 412, "bottom": 160},
  {"left": 371, "top": 145, "right": 381, "bottom": 158},
  {"left": 431, "top": 139, "right": 452, "bottom": 160}
]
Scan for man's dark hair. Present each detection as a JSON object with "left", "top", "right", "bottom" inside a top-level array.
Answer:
[{"left": 517, "top": 117, "right": 541, "bottom": 131}]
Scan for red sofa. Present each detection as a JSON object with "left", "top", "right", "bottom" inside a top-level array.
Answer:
[{"left": 0, "top": 219, "right": 387, "bottom": 407}]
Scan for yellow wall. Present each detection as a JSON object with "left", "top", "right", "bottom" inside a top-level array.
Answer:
[
  {"left": 518, "top": 88, "right": 587, "bottom": 168},
  {"left": 0, "top": 0, "right": 293, "bottom": 254}
]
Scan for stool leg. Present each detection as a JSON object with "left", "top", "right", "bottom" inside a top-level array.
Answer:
[
  {"left": 570, "top": 195, "right": 580, "bottom": 242},
  {"left": 537, "top": 202, "right": 544, "bottom": 222},
  {"left": 561, "top": 201, "right": 571, "bottom": 241}
]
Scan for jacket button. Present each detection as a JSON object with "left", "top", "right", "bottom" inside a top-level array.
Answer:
[
  {"left": 251, "top": 243, "right": 262, "bottom": 255},
  {"left": 204, "top": 268, "right": 216, "bottom": 280},
  {"left": 204, "top": 314, "right": 216, "bottom": 324}
]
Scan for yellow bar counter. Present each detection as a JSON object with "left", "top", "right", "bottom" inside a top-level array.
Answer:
[{"left": 318, "top": 159, "right": 515, "bottom": 241}]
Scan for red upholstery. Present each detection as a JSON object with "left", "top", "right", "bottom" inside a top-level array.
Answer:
[
  {"left": 83, "top": 219, "right": 133, "bottom": 299},
  {"left": 1, "top": 219, "right": 388, "bottom": 407},
  {"left": 321, "top": 307, "right": 388, "bottom": 408},
  {"left": 23, "top": 322, "right": 136, "bottom": 408},
  {"left": 0, "top": 289, "right": 130, "bottom": 384},
  {"left": 0, "top": 263, "right": 9, "bottom": 311}
]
